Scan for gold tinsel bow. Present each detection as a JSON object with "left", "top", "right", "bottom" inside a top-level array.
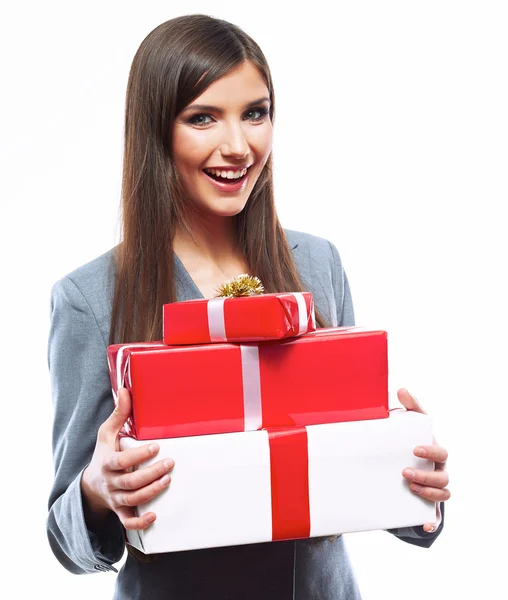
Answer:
[{"left": 215, "top": 274, "right": 264, "bottom": 298}]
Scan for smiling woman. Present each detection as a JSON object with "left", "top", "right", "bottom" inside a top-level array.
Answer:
[
  {"left": 107, "top": 14, "right": 324, "bottom": 343},
  {"left": 46, "top": 12, "right": 449, "bottom": 600}
]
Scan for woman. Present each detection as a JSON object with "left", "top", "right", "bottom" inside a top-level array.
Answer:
[{"left": 47, "top": 14, "right": 450, "bottom": 599}]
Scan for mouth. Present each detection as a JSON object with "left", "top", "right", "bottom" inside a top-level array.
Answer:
[{"left": 202, "top": 166, "right": 251, "bottom": 192}]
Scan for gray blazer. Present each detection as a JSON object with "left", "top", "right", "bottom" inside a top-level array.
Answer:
[{"left": 47, "top": 229, "right": 444, "bottom": 600}]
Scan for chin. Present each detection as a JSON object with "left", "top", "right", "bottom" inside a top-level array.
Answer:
[
  {"left": 194, "top": 196, "right": 249, "bottom": 218},
  {"left": 210, "top": 202, "right": 248, "bottom": 218}
]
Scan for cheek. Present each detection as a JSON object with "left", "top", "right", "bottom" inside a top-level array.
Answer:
[
  {"left": 172, "top": 129, "right": 216, "bottom": 170},
  {"left": 251, "top": 124, "right": 273, "bottom": 159}
]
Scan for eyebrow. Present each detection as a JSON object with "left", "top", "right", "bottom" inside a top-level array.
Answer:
[{"left": 183, "top": 97, "right": 271, "bottom": 113}]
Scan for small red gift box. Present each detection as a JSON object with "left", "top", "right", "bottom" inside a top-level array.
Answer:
[
  {"left": 107, "top": 327, "right": 389, "bottom": 441},
  {"left": 162, "top": 292, "right": 316, "bottom": 345}
]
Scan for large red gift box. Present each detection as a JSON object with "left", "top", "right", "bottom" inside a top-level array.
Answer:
[
  {"left": 107, "top": 326, "right": 389, "bottom": 441},
  {"left": 162, "top": 292, "right": 316, "bottom": 345}
]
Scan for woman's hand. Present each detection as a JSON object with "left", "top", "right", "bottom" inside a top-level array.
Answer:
[
  {"left": 81, "top": 387, "right": 174, "bottom": 531},
  {"left": 398, "top": 388, "right": 451, "bottom": 533}
]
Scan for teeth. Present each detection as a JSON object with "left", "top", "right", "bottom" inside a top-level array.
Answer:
[{"left": 205, "top": 167, "right": 248, "bottom": 180}]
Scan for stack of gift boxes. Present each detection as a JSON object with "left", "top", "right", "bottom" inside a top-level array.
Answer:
[{"left": 107, "top": 285, "right": 436, "bottom": 555}]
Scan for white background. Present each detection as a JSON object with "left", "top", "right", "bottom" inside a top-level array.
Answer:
[{"left": 1, "top": 1, "right": 506, "bottom": 598}]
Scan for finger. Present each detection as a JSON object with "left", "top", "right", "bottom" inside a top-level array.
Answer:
[
  {"left": 105, "top": 443, "right": 161, "bottom": 472},
  {"left": 112, "top": 472, "right": 172, "bottom": 509},
  {"left": 98, "top": 388, "right": 132, "bottom": 443},
  {"left": 402, "top": 467, "right": 449, "bottom": 488},
  {"left": 396, "top": 388, "right": 427, "bottom": 414},
  {"left": 116, "top": 506, "right": 158, "bottom": 531},
  {"left": 422, "top": 523, "right": 439, "bottom": 533},
  {"left": 409, "top": 483, "right": 451, "bottom": 502},
  {"left": 413, "top": 445, "right": 449, "bottom": 464},
  {"left": 111, "top": 457, "right": 175, "bottom": 490}
]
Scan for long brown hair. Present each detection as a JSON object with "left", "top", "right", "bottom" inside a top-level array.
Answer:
[{"left": 110, "top": 14, "right": 326, "bottom": 345}]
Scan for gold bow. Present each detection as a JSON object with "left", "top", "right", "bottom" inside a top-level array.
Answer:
[{"left": 215, "top": 274, "right": 264, "bottom": 298}]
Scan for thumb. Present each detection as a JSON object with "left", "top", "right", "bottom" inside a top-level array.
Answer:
[
  {"left": 397, "top": 388, "right": 427, "bottom": 414},
  {"left": 100, "top": 387, "right": 132, "bottom": 442}
]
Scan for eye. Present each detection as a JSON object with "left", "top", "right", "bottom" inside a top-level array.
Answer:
[
  {"left": 186, "top": 113, "right": 214, "bottom": 127},
  {"left": 244, "top": 107, "right": 269, "bottom": 121}
]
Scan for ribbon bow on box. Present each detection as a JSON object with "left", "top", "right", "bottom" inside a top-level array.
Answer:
[{"left": 214, "top": 273, "right": 265, "bottom": 298}]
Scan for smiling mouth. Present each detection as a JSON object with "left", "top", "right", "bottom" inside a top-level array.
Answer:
[{"left": 203, "top": 167, "right": 250, "bottom": 184}]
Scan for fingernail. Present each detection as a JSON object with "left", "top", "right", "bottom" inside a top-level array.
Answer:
[
  {"left": 160, "top": 474, "right": 171, "bottom": 486},
  {"left": 403, "top": 468, "right": 415, "bottom": 479},
  {"left": 411, "top": 483, "right": 423, "bottom": 493},
  {"left": 414, "top": 447, "right": 426, "bottom": 457},
  {"left": 428, "top": 524, "right": 437, "bottom": 532},
  {"left": 149, "top": 443, "right": 159, "bottom": 454},
  {"left": 164, "top": 459, "right": 174, "bottom": 470},
  {"left": 145, "top": 513, "right": 156, "bottom": 524}
]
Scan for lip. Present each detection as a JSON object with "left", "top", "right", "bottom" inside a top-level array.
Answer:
[
  {"left": 201, "top": 167, "right": 250, "bottom": 193},
  {"left": 203, "top": 164, "right": 251, "bottom": 172}
]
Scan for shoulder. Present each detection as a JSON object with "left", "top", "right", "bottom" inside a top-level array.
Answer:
[
  {"left": 284, "top": 228, "right": 345, "bottom": 278},
  {"left": 284, "top": 229, "right": 350, "bottom": 327},
  {"left": 51, "top": 246, "right": 116, "bottom": 300},
  {"left": 49, "top": 247, "right": 117, "bottom": 341},
  {"left": 285, "top": 228, "right": 336, "bottom": 255},
  {"left": 58, "top": 246, "right": 116, "bottom": 289}
]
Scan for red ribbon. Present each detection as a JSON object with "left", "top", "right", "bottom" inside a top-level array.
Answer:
[{"left": 268, "top": 427, "right": 311, "bottom": 541}]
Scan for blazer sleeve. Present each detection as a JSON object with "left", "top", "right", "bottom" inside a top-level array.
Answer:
[
  {"left": 47, "top": 276, "right": 125, "bottom": 574},
  {"left": 329, "top": 241, "right": 445, "bottom": 548}
]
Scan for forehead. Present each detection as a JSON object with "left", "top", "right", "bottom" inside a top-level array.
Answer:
[{"left": 191, "top": 61, "right": 269, "bottom": 107}]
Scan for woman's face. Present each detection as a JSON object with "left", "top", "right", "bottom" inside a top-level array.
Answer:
[{"left": 172, "top": 61, "right": 273, "bottom": 217}]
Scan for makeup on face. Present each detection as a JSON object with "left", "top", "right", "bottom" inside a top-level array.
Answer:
[{"left": 171, "top": 61, "right": 273, "bottom": 214}]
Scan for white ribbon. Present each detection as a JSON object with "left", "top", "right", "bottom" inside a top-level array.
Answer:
[
  {"left": 291, "top": 292, "right": 309, "bottom": 335},
  {"left": 240, "top": 345, "right": 262, "bottom": 430},
  {"left": 207, "top": 297, "right": 227, "bottom": 341}
]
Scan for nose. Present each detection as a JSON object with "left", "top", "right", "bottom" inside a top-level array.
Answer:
[{"left": 219, "top": 121, "right": 250, "bottom": 159}]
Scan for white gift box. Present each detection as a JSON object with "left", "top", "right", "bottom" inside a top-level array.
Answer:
[{"left": 120, "top": 410, "right": 436, "bottom": 554}]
